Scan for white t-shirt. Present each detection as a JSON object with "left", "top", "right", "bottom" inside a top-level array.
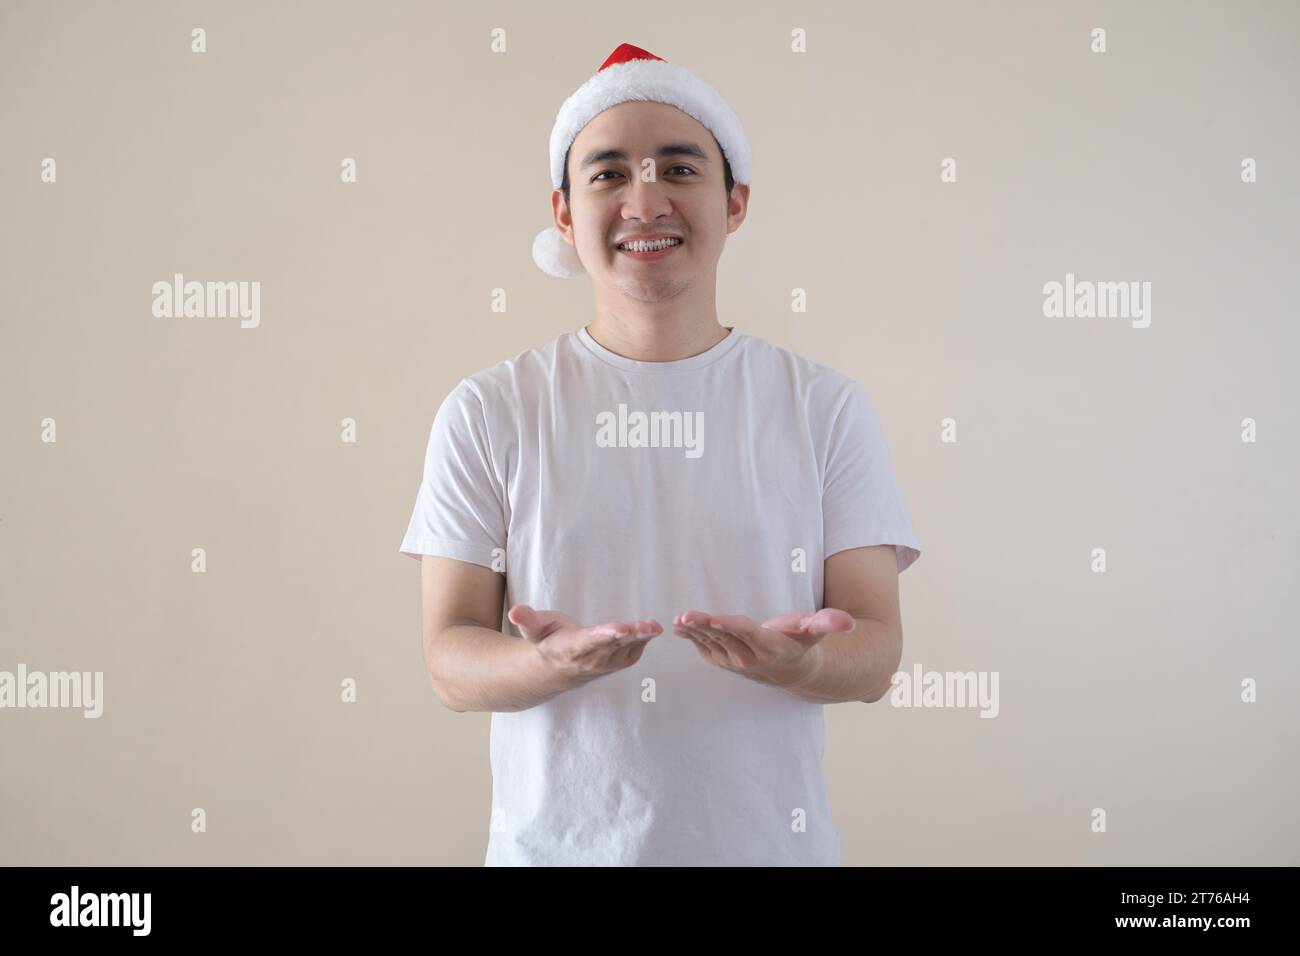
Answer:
[{"left": 399, "top": 325, "right": 921, "bottom": 866}]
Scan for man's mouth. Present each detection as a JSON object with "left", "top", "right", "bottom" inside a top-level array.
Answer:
[{"left": 615, "top": 237, "right": 683, "bottom": 257}]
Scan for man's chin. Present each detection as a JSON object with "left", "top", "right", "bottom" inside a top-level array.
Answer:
[{"left": 620, "top": 276, "right": 691, "bottom": 302}]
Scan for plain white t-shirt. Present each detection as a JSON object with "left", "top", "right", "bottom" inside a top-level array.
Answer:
[{"left": 399, "top": 325, "right": 921, "bottom": 866}]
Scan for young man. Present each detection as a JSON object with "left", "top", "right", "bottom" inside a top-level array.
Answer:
[{"left": 399, "top": 43, "right": 921, "bottom": 866}]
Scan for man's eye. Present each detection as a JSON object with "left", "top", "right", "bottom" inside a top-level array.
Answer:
[{"left": 592, "top": 166, "right": 695, "bottom": 182}]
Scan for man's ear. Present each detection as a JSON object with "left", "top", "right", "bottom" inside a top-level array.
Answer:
[
  {"left": 726, "top": 183, "right": 750, "bottom": 236},
  {"left": 551, "top": 189, "right": 575, "bottom": 243}
]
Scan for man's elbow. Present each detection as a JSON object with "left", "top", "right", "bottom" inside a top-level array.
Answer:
[
  {"left": 424, "top": 646, "right": 467, "bottom": 713},
  {"left": 428, "top": 672, "right": 467, "bottom": 713},
  {"left": 861, "top": 624, "right": 903, "bottom": 703},
  {"left": 860, "top": 679, "right": 893, "bottom": 704}
]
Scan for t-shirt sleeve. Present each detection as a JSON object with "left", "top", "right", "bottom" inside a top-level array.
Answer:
[
  {"left": 398, "top": 379, "right": 508, "bottom": 570},
  {"left": 822, "top": 381, "right": 921, "bottom": 573}
]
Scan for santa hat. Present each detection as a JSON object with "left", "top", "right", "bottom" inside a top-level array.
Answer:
[{"left": 532, "top": 42, "right": 752, "bottom": 278}]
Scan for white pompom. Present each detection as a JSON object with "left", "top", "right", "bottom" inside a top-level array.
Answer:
[{"left": 532, "top": 226, "right": 586, "bottom": 278}]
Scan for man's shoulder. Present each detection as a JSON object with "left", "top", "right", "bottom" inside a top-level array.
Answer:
[
  {"left": 457, "top": 331, "right": 571, "bottom": 401},
  {"left": 739, "top": 332, "right": 859, "bottom": 404}
]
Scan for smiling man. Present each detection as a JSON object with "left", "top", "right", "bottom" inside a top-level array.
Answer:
[{"left": 399, "top": 43, "right": 922, "bottom": 866}]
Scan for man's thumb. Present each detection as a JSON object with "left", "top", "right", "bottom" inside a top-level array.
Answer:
[{"left": 508, "top": 604, "right": 559, "bottom": 641}]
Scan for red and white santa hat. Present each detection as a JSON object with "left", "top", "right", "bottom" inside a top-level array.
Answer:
[{"left": 532, "top": 42, "right": 753, "bottom": 278}]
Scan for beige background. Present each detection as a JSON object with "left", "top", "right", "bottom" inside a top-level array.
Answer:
[{"left": 2, "top": 0, "right": 1297, "bottom": 865}]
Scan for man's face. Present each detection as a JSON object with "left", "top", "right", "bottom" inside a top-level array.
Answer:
[{"left": 552, "top": 101, "right": 749, "bottom": 301}]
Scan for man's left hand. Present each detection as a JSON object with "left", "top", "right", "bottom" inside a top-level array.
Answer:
[{"left": 673, "top": 608, "right": 857, "bottom": 688}]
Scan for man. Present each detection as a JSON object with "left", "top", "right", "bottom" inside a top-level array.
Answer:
[{"left": 399, "top": 43, "right": 921, "bottom": 866}]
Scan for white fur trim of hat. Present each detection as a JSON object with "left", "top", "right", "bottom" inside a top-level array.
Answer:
[{"left": 533, "top": 42, "right": 752, "bottom": 278}]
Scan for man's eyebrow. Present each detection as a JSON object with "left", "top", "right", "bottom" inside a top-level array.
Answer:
[{"left": 578, "top": 143, "right": 711, "bottom": 169}]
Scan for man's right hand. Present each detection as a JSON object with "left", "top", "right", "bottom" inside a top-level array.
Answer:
[{"left": 507, "top": 604, "right": 661, "bottom": 685}]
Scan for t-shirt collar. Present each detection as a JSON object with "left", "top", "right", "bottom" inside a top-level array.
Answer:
[{"left": 576, "top": 325, "right": 742, "bottom": 372}]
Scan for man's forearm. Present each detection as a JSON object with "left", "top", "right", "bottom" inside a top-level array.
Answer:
[
  {"left": 428, "top": 625, "right": 575, "bottom": 714},
  {"left": 769, "top": 616, "right": 902, "bottom": 704}
]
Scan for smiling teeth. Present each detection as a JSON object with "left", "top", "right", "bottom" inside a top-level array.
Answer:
[{"left": 619, "top": 238, "right": 681, "bottom": 252}]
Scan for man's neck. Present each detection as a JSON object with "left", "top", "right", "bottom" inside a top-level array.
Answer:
[{"left": 584, "top": 312, "right": 732, "bottom": 363}]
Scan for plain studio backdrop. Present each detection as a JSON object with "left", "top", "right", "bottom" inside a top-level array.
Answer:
[{"left": 1, "top": 0, "right": 1297, "bottom": 865}]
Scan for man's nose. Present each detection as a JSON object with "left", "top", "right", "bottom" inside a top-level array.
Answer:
[{"left": 622, "top": 172, "right": 673, "bottom": 220}]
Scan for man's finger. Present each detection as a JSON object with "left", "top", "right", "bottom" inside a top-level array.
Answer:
[
  {"left": 579, "top": 620, "right": 660, "bottom": 656},
  {"left": 510, "top": 604, "right": 566, "bottom": 642},
  {"left": 807, "top": 608, "right": 856, "bottom": 633},
  {"left": 707, "top": 614, "right": 759, "bottom": 639},
  {"left": 508, "top": 604, "right": 543, "bottom": 639},
  {"left": 593, "top": 619, "right": 660, "bottom": 639},
  {"left": 760, "top": 608, "right": 856, "bottom": 636},
  {"left": 676, "top": 609, "right": 725, "bottom": 631}
]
